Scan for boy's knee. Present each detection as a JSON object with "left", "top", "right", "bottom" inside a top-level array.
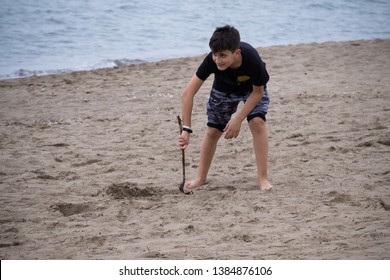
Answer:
[
  {"left": 206, "top": 126, "right": 223, "bottom": 141},
  {"left": 249, "top": 116, "right": 266, "bottom": 126},
  {"left": 249, "top": 117, "right": 267, "bottom": 132}
]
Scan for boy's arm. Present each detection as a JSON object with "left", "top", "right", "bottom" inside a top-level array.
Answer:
[
  {"left": 224, "top": 85, "right": 264, "bottom": 139},
  {"left": 179, "top": 75, "right": 204, "bottom": 149}
]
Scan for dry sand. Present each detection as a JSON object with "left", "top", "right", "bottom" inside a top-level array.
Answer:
[{"left": 0, "top": 39, "right": 389, "bottom": 259}]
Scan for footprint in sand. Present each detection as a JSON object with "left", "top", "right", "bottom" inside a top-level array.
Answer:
[{"left": 50, "top": 202, "right": 92, "bottom": 217}]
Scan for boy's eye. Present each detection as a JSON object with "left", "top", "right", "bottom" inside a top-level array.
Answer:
[{"left": 214, "top": 53, "right": 226, "bottom": 58}]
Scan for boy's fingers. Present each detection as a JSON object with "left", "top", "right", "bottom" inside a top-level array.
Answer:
[
  {"left": 223, "top": 123, "right": 229, "bottom": 132},
  {"left": 178, "top": 136, "right": 189, "bottom": 149},
  {"left": 224, "top": 128, "right": 239, "bottom": 139},
  {"left": 179, "top": 141, "right": 188, "bottom": 150}
]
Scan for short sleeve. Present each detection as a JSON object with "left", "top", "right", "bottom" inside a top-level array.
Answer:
[
  {"left": 252, "top": 59, "right": 269, "bottom": 86},
  {"left": 196, "top": 53, "right": 214, "bottom": 81}
]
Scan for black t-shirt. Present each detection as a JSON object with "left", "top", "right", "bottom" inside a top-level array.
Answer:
[{"left": 196, "top": 42, "right": 269, "bottom": 95}]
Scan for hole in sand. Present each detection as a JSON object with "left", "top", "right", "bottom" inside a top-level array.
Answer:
[{"left": 106, "top": 182, "right": 155, "bottom": 199}]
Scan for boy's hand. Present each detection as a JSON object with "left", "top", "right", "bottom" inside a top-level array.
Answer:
[
  {"left": 178, "top": 132, "right": 190, "bottom": 150},
  {"left": 224, "top": 118, "right": 242, "bottom": 139}
]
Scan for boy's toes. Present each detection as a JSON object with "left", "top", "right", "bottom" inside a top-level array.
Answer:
[{"left": 179, "top": 183, "right": 193, "bottom": 194}]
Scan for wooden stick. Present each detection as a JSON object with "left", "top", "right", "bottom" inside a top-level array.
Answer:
[{"left": 177, "top": 116, "right": 186, "bottom": 191}]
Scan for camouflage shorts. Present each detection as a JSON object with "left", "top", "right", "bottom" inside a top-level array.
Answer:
[{"left": 206, "top": 88, "right": 269, "bottom": 131}]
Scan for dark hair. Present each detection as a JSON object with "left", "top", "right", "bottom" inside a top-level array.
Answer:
[{"left": 209, "top": 25, "right": 240, "bottom": 53}]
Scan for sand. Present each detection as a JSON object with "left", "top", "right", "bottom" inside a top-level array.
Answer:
[{"left": 0, "top": 39, "right": 389, "bottom": 260}]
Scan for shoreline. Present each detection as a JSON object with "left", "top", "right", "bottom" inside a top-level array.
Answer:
[
  {"left": 1, "top": 38, "right": 389, "bottom": 81},
  {"left": 0, "top": 39, "right": 389, "bottom": 259}
]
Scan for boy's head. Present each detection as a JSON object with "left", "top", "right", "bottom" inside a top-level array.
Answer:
[
  {"left": 209, "top": 25, "right": 242, "bottom": 71},
  {"left": 209, "top": 25, "right": 240, "bottom": 53}
]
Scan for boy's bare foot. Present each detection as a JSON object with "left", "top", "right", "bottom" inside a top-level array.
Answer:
[
  {"left": 259, "top": 179, "right": 273, "bottom": 191},
  {"left": 183, "top": 179, "right": 206, "bottom": 193}
]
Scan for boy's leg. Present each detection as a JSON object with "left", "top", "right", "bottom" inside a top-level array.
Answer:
[
  {"left": 185, "top": 126, "right": 223, "bottom": 189},
  {"left": 248, "top": 117, "right": 273, "bottom": 190}
]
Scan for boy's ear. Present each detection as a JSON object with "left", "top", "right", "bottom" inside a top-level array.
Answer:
[{"left": 234, "top": 48, "right": 241, "bottom": 56}]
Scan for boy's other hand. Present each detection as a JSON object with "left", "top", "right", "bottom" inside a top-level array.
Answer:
[
  {"left": 178, "top": 132, "right": 190, "bottom": 150},
  {"left": 224, "top": 118, "right": 241, "bottom": 139}
]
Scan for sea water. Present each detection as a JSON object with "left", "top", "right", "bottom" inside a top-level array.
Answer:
[{"left": 0, "top": 0, "right": 389, "bottom": 79}]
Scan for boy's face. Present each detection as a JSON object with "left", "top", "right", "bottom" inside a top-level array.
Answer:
[{"left": 212, "top": 49, "right": 241, "bottom": 71}]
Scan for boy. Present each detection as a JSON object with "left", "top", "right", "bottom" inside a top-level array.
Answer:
[{"left": 178, "top": 25, "right": 273, "bottom": 193}]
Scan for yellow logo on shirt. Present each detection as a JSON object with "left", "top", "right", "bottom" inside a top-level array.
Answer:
[{"left": 236, "top": 75, "right": 250, "bottom": 86}]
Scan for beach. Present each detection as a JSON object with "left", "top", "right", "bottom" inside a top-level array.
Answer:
[{"left": 0, "top": 39, "right": 389, "bottom": 259}]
